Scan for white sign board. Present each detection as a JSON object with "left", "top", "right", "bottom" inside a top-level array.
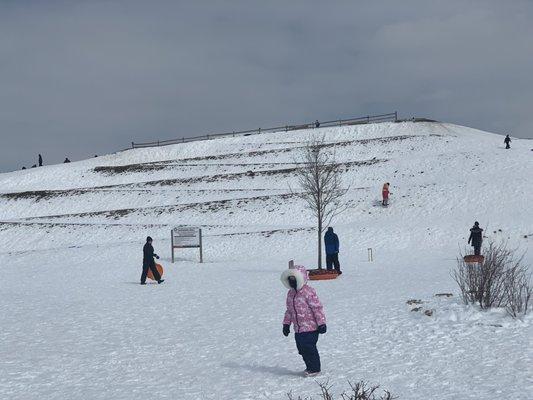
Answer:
[
  {"left": 173, "top": 227, "right": 200, "bottom": 247},
  {"left": 171, "top": 227, "right": 203, "bottom": 263}
]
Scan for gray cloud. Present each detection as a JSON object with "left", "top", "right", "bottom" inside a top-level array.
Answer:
[{"left": 1, "top": 0, "right": 532, "bottom": 171}]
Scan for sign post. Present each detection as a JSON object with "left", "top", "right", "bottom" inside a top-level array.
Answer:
[{"left": 171, "top": 227, "right": 203, "bottom": 263}]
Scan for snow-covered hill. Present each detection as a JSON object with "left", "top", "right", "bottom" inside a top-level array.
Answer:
[{"left": 1, "top": 121, "right": 532, "bottom": 399}]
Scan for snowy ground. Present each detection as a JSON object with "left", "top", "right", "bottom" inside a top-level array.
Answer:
[{"left": 0, "top": 122, "right": 532, "bottom": 399}]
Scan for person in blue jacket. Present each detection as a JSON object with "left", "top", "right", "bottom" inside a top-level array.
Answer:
[{"left": 324, "top": 227, "right": 341, "bottom": 273}]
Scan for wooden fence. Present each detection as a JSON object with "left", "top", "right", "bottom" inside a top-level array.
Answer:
[{"left": 130, "top": 111, "right": 398, "bottom": 149}]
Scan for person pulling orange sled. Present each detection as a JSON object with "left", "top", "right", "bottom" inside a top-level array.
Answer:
[{"left": 141, "top": 236, "right": 165, "bottom": 285}]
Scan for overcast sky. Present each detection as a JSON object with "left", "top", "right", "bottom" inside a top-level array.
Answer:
[{"left": 1, "top": 0, "right": 532, "bottom": 171}]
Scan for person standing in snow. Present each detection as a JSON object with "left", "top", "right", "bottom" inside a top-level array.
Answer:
[
  {"left": 504, "top": 134, "right": 511, "bottom": 149},
  {"left": 315, "top": 120, "right": 320, "bottom": 128},
  {"left": 141, "top": 236, "right": 164, "bottom": 285},
  {"left": 64, "top": 157, "right": 71, "bottom": 163},
  {"left": 468, "top": 222, "right": 483, "bottom": 256},
  {"left": 382, "top": 182, "right": 390, "bottom": 206},
  {"left": 281, "top": 265, "right": 327, "bottom": 377},
  {"left": 38, "top": 154, "right": 43, "bottom": 167},
  {"left": 324, "top": 227, "right": 341, "bottom": 273}
]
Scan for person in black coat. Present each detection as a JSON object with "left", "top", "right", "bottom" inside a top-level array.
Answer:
[
  {"left": 504, "top": 135, "right": 511, "bottom": 149},
  {"left": 468, "top": 222, "right": 483, "bottom": 256},
  {"left": 64, "top": 157, "right": 71, "bottom": 163},
  {"left": 141, "top": 236, "right": 164, "bottom": 285},
  {"left": 315, "top": 120, "right": 320, "bottom": 128},
  {"left": 38, "top": 154, "right": 43, "bottom": 167},
  {"left": 324, "top": 227, "right": 341, "bottom": 273}
]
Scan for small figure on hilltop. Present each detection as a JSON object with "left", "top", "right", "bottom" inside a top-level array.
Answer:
[
  {"left": 504, "top": 134, "right": 511, "bottom": 149},
  {"left": 281, "top": 265, "right": 327, "bottom": 377},
  {"left": 141, "top": 236, "right": 164, "bottom": 285},
  {"left": 468, "top": 221, "right": 483, "bottom": 256},
  {"left": 31, "top": 164, "right": 37, "bottom": 168},
  {"left": 315, "top": 120, "right": 320, "bottom": 128},
  {"left": 382, "top": 182, "right": 390, "bottom": 206},
  {"left": 21, "top": 166, "right": 26, "bottom": 170},
  {"left": 38, "top": 154, "right": 43, "bottom": 167},
  {"left": 64, "top": 157, "right": 71, "bottom": 163},
  {"left": 324, "top": 227, "right": 341, "bottom": 274}
]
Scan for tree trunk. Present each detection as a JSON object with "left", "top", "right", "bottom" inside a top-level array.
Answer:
[{"left": 317, "top": 218, "right": 323, "bottom": 269}]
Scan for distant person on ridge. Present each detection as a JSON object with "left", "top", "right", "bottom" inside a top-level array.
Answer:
[
  {"left": 64, "top": 157, "right": 71, "bottom": 163},
  {"left": 38, "top": 154, "right": 43, "bottom": 167},
  {"left": 468, "top": 222, "right": 483, "bottom": 256},
  {"left": 281, "top": 265, "right": 327, "bottom": 377},
  {"left": 315, "top": 120, "right": 320, "bottom": 128},
  {"left": 141, "top": 236, "right": 164, "bottom": 285},
  {"left": 324, "top": 227, "right": 341, "bottom": 273},
  {"left": 382, "top": 182, "right": 390, "bottom": 206},
  {"left": 504, "top": 134, "right": 511, "bottom": 149}
]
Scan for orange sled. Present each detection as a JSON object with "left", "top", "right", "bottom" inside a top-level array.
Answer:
[
  {"left": 308, "top": 269, "right": 340, "bottom": 281},
  {"left": 147, "top": 263, "right": 164, "bottom": 281},
  {"left": 464, "top": 255, "right": 484, "bottom": 264}
]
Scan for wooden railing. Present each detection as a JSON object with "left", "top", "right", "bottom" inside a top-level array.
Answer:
[{"left": 130, "top": 111, "right": 398, "bottom": 149}]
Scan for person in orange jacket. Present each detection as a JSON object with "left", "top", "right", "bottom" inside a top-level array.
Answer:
[{"left": 382, "top": 182, "right": 390, "bottom": 206}]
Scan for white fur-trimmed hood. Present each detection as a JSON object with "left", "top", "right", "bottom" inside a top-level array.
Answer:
[{"left": 280, "top": 265, "right": 308, "bottom": 290}]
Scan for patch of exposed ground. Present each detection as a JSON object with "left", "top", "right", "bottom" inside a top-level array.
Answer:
[
  {"left": 2, "top": 158, "right": 385, "bottom": 200},
  {"left": 15, "top": 193, "right": 299, "bottom": 221},
  {"left": 94, "top": 134, "right": 416, "bottom": 174}
]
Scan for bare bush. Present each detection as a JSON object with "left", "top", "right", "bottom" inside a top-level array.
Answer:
[
  {"left": 452, "top": 241, "right": 532, "bottom": 317},
  {"left": 287, "top": 380, "right": 397, "bottom": 400},
  {"left": 291, "top": 135, "right": 348, "bottom": 269},
  {"left": 503, "top": 263, "right": 532, "bottom": 317}
]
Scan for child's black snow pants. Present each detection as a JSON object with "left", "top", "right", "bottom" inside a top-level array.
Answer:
[{"left": 295, "top": 331, "right": 321, "bottom": 373}]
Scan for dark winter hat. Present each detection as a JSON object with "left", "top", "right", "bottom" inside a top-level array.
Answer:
[
  {"left": 474, "top": 221, "right": 479, "bottom": 226},
  {"left": 146, "top": 236, "right": 153, "bottom": 242},
  {"left": 327, "top": 227, "right": 333, "bottom": 232}
]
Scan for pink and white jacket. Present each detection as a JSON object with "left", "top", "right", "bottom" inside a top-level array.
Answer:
[{"left": 281, "top": 265, "right": 326, "bottom": 333}]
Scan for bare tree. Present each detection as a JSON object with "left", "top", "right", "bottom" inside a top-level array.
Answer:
[{"left": 291, "top": 135, "right": 348, "bottom": 269}]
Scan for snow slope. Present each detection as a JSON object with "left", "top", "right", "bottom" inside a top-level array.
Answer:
[{"left": 0, "top": 121, "right": 532, "bottom": 399}]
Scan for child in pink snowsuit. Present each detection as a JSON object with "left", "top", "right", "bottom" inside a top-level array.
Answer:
[{"left": 281, "top": 265, "right": 327, "bottom": 376}]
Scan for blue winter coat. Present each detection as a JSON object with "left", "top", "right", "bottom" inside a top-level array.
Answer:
[{"left": 324, "top": 230, "right": 340, "bottom": 255}]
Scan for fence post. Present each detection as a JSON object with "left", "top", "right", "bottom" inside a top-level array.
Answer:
[
  {"left": 131, "top": 142, "right": 134, "bottom": 149},
  {"left": 367, "top": 115, "right": 370, "bottom": 123},
  {"left": 338, "top": 119, "right": 341, "bottom": 126},
  {"left": 258, "top": 128, "right": 261, "bottom": 134},
  {"left": 394, "top": 111, "right": 398, "bottom": 122}
]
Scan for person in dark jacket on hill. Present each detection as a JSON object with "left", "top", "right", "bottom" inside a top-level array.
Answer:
[
  {"left": 64, "top": 157, "right": 71, "bottom": 163},
  {"left": 141, "top": 236, "right": 164, "bottom": 285},
  {"left": 468, "top": 222, "right": 483, "bottom": 256},
  {"left": 504, "top": 135, "right": 511, "bottom": 149},
  {"left": 324, "top": 227, "right": 341, "bottom": 273},
  {"left": 38, "top": 154, "right": 43, "bottom": 167}
]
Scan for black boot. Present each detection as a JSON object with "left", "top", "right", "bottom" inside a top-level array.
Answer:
[{"left": 158, "top": 279, "right": 165, "bottom": 284}]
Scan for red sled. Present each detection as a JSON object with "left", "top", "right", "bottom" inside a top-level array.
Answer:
[
  {"left": 463, "top": 255, "right": 484, "bottom": 264},
  {"left": 308, "top": 269, "right": 340, "bottom": 281},
  {"left": 147, "top": 263, "right": 164, "bottom": 281}
]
